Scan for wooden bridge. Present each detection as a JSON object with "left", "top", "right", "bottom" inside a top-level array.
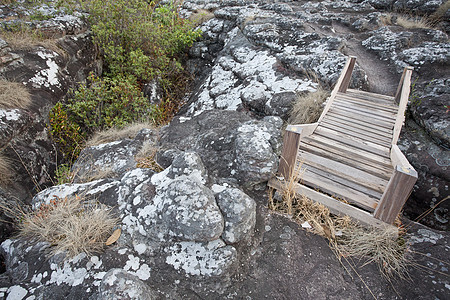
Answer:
[{"left": 268, "top": 56, "right": 418, "bottom": 227}]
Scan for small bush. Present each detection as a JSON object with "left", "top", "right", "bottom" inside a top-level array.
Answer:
[
  {"left": 18, "top": 195, "right": 118, "bottom": 258},
  {"left": 0, "top": 79, "right": 31, "bottom": 109},
  {"left": 55, "top": 164, "right": 74, "bottom": 185},
  {"left": 288, "top": 88, "right": 329, "bottom": 125}
]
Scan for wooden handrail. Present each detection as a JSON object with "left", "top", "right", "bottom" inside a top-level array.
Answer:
[
  {"left": 318, "top": 56, "right": 356, "bottom": 123},
  {"left": 392, "top": 66, "right": 413, "bottom": 145}
]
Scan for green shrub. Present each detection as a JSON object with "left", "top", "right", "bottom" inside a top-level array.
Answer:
[
  {"left": 50, "top": 0, "right": 201, "bottom": 161},
  {"left": 50, "top": 74, "right": 155, "bottom": 159},
  {"left": 49, "top": 102, "right": 85, "bottom": 161},
  {"left": 79, "top": 0, "right": 201, "bottom": 83}
]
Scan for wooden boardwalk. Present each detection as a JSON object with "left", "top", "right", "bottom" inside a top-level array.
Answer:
[{"left": 268, "top": 56, "right": 417, "bottom": 227}]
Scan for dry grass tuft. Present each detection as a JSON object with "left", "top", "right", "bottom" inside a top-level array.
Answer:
[
  {"left": 86, "top": 122, "right": 155, "bottom": 147},
  {"left": 380, "top": 13, "right": 433, "bottom": 29},
  {"left": 0, "top": 27, "right": 64, "bottom": 55},
  {"left": 17, "top": 195, "right": 118, "bottom": 258},
  {"left": 431, "top": 0, "right": 450, "bottom": 20},
  {"left": 0, "top": 153, "right": 13, "bottom": 186},
  {"left": 189, "top": 9, "right": 215, "bottom": 25},
  {"left": 135, "top": 141, "right": 163, "bottom": 172},
  {"left": 269, "top": 164, "right": 410, "bottom": 280},
  {"left": 288, "top": 87, "right": 329, "bottom": 125},
  {"left": 76, "top": 166, "right": 117, "bottom": 183},
  {"left": 396, "top": 15, "right": 433, "bottom": 29},
  {"left": 337, "top": 226, "right": 410, "bottom": 280},
  {"left": 0, "top": 79, "right": 32, "bottom": 110}
]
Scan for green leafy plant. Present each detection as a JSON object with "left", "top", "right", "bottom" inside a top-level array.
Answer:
[{"left": 55, "top": 164, "right": 74, "bottom": 185}]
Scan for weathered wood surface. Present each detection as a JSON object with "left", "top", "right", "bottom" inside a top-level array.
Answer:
[{"left": 270, "top": 56, "right": 417, "bottom": 226}]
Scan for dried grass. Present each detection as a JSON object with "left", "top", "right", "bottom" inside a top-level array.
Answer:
[
  {"left": 396, "top": 16, "right": 433, "bottom": 29},
  {"left": 189, "top": 9, "right": 215, "bottom": 25},
  {"left": 0, "top": 79, "right": 31, "bottom": 110},
  {"left": 288, "top": 88, "right": 329, "bottom": 125},
  {"left": 135, "top": 141, "right": 163, "bottom": 172},
  {"left": 76, "top": 166, "right": 117, "bottom": 183},
  {"left": 0, "top": 27, "right": 64, "bottom": 56},
  {"left": 337, "top": 226, "right": 410, "bottom": 280},
  {"left": 86, "top": 122, "right": 155, "bottom": 147},
  {"left": 17, "top": 195, "right": 118, "bottom": 258},
  {"left": 269, "top": 164, "right": 410, "bottom": 281},
  {"left": 0, "top": 153, "right": 12, "bottom": 186},
  {"left": 380, "top": 13, "right": 433, "bottom": 29}
]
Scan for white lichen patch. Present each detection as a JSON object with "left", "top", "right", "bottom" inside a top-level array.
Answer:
[
  {"left": 165, "top": 240, "right": 236, "bottom": 276},
  {"left": 409, "top": 229, "right": 444, "bottom": 245},
  {"left": 0, "top": 109, "right": 22, "bottom": 122},
  {"left": 6, "top": 285, "right": 28, "bottom": 300},
  {"left": 29, "top": 50, "right": 60, "bottom": 90}
]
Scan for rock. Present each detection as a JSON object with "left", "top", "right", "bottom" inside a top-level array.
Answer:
[
  {"left": 165, "top": 239, "right": 237, "bottom": 277},
  {"left": 216, "top": 188, "right": 256, "bottom": 244},
  {"left": 98, "top": 269, "right": 157, "bottom": 300},
  {"left": 160, "top": 110, "right": 282, "bottom": 187},
  {"left": 234, "top": 119, "right": 281, "bottom": 186},
  {"left": 0, "top": 10, "right": 99, "bottom": 202},
  {"left": 72, "top": 128, "right": 157, "bottom": 182},
  {"left": 155, "top": 176, "right": 224, "bottom": 242}
]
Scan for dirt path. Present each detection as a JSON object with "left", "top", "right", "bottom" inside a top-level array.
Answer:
[{"left": 332, "top": 23, "right": 400, "bottom": 95}]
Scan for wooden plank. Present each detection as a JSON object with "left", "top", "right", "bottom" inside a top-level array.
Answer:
[
  {"left": 331, "top": 101, "right": 397, "bottom": 122},
  {"left": 268, "top": 178, "right": 396, "bottom": 228},
  {"left": 321, "top": 119, "right": 393, "bottom": 146},
  {"left": 318, "top": 56, "right": 356, "bottom": 123},
  {"left": 298, "top": 150, "right": 389, "bottom": 192},
  {"left": 330, "top": 105, "right": 395, "bottom": 127},
  {"left": 300, "top": 166, "right": 379, "bottom": 211},
  {"left": 316, "top": 125, "right": 392, "bottom": 154},
  {"left": 391, "top": 144, "right": 414, "bottom": 169},
  {"left": 347, "top": 89, "right": 395, "bottom": 102},
  {"left": 278, "top": 128, "right": 302, "bottom": 180},
  {"left": 325, "top": 112, "right": 393, "bottom": 133},
  {"left": 286, "top": 123, "right": 318, "bottom": 138},
  {"left": 324, "top": 115, "right": 393, "bottom": 139},
  {"left": 374, "top": 165, "right": 418, "bottom": 224},
  {"left": 335, "top": 94, "right": 398, "bottom": 113},
  {"left": 314, "top": 126, "right": 391, "bottom": 157},
  {"left": 330, "top": 108, "right": 394, "bottom": 130},
  {"left": 303, "top": 135, "right": 392, "bottom": 167},
  {"left": 300, "top": 141, "right": 393, "bottom": 179},
  {"left": 303, "top": 165, "right": 384, "bottom": 200}
]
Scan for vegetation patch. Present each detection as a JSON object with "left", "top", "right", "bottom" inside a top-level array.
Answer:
[
  {"left": 0, "top": 152, "right": 12, "bottom": 186},
  {"left": 269, "top": 165, "right": 411, "bottom": 281},
  {"left": 49, "top": 0, "right": 201, "bottom": 162},
  {"left": 86, "top": 122, "right": 155, "bottom": 147},
  {"left": 16, "top": 195, "right": 118, "bottom": 257},
  {"left": 288, "top": 87, "right": 329, "bottom": 125},
  {"left": 0, "top": 78, "right": 31, "bottom": 110},
  {"left": 135, "top": 141, "right": 163, "bottom": 172}
]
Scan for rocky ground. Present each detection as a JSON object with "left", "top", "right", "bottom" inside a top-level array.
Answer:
[{"left": 0, "top": 0, "right": 449, "bottom": 299}]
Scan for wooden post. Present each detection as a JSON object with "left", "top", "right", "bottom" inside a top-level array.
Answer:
[
  {"left": 392, "top": 67, "right": 413, "bottom": 145},
  {"left": 338, "top": 56, "right": 356, "bottom": 93},
  {"left": 278, "top": 126, "right": 302, "bottom": 180},
  {"left": 374, "top": 165, "right": 417, "bottom": 224}
]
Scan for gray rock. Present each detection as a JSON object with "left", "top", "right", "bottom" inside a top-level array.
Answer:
[
  {"left": 167, "top": 152, "right": 208, "bottom": 184},
  {"left": 234, "top": 119, "right": 281, "bottom": 186},
  {"left": 157, "top": 176, "right": 224, "bottom": 241},
  {"left": 216, "top": 188, "right": 256, "bottom": 244},
  {"left": 98, "top": 269, "right": 157, "bottom": 300}
]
